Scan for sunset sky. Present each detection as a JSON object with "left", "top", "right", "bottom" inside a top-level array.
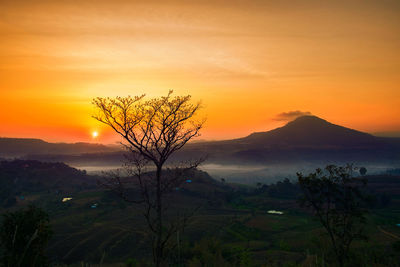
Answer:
[{"left": 1, "top": 0, "right": 399, "bottom": 143}]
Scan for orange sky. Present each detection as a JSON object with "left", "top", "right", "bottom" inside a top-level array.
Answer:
[{"left": 1, "top": 0, "right": 399, "bottom": 143}]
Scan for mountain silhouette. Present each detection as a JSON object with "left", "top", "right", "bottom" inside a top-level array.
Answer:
[
  {"left": 2, "top": 116, "right": 399, "bottom": 165},
  {"left": 237, "top": 115, "right": 377, "bottom": 148},
  {"left": 180, "top": 115, "right": 400, "bottom": 164},
  {"left": 0, "top": 138, "right": 118, "bottom": 157}
]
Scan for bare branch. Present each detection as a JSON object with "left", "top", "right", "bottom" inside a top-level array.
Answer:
[{"left": 92, "top": 91, "right": 205, "bottom": 266}]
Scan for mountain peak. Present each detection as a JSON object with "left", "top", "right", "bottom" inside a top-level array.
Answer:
[
  {"left": 286, "top": 115, "right": 328, "bottom": 126},
  {"left": 243, "top": 115, "right": 376, "bottom": 147},
  {"left": 283, "top": 115, "right": 335, "bottom": 131}
]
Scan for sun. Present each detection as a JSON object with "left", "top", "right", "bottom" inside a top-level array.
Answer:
[{"left": 92, "top": 131, "right": 99, "bottom": 139}]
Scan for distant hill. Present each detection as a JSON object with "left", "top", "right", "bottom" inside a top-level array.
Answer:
[
  {"left": 180, "top": 115, "right": 400, "bottom": 164},
  {"left": 0, "top": 159, "right": 99, "bottom": 207},
  {"left": 6, "top": 116, "right": 400, "bottom": 165},
  {"left": 0, "top": 138, "right": 119, "bottom": 157},
  {"left": 237, "top": 116, "right": 377, "bottom": 148}
]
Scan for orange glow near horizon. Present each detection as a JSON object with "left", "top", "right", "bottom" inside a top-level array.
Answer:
[{"left": 1, "top": 0, "right": 400, "bottom": 143}]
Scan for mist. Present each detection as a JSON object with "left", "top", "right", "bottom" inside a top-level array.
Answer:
[{"left": 72, "top": 161, "right": 399, "bottom": 185}]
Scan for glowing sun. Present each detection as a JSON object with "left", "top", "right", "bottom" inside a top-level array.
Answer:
[{"left": 92, "top": 131, "right": 99, "bottom": 138}]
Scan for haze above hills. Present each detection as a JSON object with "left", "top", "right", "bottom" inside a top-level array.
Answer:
[{"left": 1, "top": 116, "right": 400, "bottom": 168}]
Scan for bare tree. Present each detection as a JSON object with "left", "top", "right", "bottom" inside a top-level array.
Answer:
[
  {"left": 297, "top": 164, "right": 370, "bottom": 266},
  {"left": 92, "top": 91, "right": 205, "bottom": 266}
]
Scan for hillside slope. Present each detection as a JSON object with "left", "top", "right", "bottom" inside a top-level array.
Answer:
[
  {"left": 181, "top": 115, "right": 400, "bottom": 163},
  {"left": 0, "top": 138, "right": 118, "bottom": 157}
]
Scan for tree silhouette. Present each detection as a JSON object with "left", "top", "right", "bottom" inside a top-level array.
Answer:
[
  {"left": 359, "top": 167, "right": 367, "bottom": 176},
  {"left": 92, "top": 90, "right": 205, "bottom": 266},
  {"left": 297, "top": 165, "right": 369, "bottom": 266},
  {"left": 0, "top": 205, "right": 52, "bottom": 267}
]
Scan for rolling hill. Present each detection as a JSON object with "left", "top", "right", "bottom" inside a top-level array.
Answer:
[
  {"left": 3, "top": 116, "right": 400, "bottom": 165},
  {"left": 0, "top": 138, "right": 119, "bottom": 157},
  {"left": 237, "top": 115, "right": 377, "bottom": 148},
  {"left": 181, "top": 115, "right": 400, "bottom": 164}
]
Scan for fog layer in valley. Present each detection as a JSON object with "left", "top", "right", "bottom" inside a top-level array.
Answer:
[{"left": 73, "top": 162, "right": 399, "bottom": 185}]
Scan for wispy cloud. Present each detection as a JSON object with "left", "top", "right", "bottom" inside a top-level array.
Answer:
[{"left": 274, "top": 110, "right": 312, "bottom": 121}]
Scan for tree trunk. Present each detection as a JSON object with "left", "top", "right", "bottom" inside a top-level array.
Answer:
[{"left": 155, "top": 164, "right": 163, "bottom": 267}]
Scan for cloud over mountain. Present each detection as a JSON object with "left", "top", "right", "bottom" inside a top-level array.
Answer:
[{"left": 273, "top": 110, "right": 312, "bottom": 121}]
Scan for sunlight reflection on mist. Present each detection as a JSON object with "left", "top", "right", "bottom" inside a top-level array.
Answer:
[{"left": 75, "top": 162, "right": 397, "bottom": 185}]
